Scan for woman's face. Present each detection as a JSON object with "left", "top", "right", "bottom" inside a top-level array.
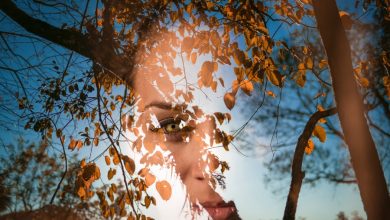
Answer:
[{"left": 132, "top": 35, "right": 239, "bottom": 219}]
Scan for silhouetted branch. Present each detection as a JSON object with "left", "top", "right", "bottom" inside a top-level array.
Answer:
[{"left": 283, "top": 107, "right": 337, "bottom": 220}]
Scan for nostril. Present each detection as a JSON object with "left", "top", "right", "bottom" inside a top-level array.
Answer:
[{"left": 195, "top": 176, "right": 205, "bottom": 181}]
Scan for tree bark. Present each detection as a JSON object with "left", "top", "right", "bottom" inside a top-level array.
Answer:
[
  {"left": 312, "top": 1, "right": 390, "bottom": 219},
  {"left": 283, "top": 108, "right": 337, "bottom": 220}
]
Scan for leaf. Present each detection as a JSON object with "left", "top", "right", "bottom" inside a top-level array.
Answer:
[
  {"left": 231, "top": 80, "right": 239, "bottom": 95},
  {"left": 305, "top": 139, "right": 315, "bottom": 155},
  {"left": 145, "top": 172, "right": 156, "bottom": 187},
  {"left": 266, "top": 90, "right": 276, "bottom": 98},
  {"left": 313, "top": 125, "right": 326, "bottom": 142},
  {"left": 191, "top": 52, "right": 197, "bottom": 64},
  {"left": 68, "top": 138, "right": 76, "bottom": 150},
  {"left": 156, "top": 180, "right": 172, "bottom": 201},
  {"left": 123, "top": 156, "right": 135, "bottom": 175},
  {"left": 319, "top": 59, "right": 328, "bottom": 69},
  {"left": 108, "top": 168, "right": 116, "bottom": 180},
  {"left": 359, "top": 77, "right": 370, "bottom": 88},
  {"left": 182, "top": 37, "right": 194, "bottom": 53},
  {"left": 77, "top": 186, "right": 86, "bottom": 199},
  {"left": 306, "top": 57, "right": 313, "bottom": 69},
  {"left": 295, "top": 70, "right": 306, "bottom": 87},
  {"left": 83, "top": 163, "right": 100, "bottom": 181},
  {"left": 214, "top": 112, "right": 225, "bottom": 125},
  {"left": 240, "top": 80, "right": 254, "bottom": 96},
  {"left": 223, "top": 92, "right": 236, "bottom": 110},
  {"left": 266, "top": 69, "right": 284, "bottom": 87},
  {"left": 105, "top": 155, "right": 111, "bottom": 165},
  {"left": 233, "top": 49, "right": 245, "bottom": 66}
]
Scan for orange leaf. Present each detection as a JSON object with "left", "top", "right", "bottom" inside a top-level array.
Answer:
[
  {"left": 313, "top": 125, "right": 326, "bottom": 142},
  {"left": 266, "top": 90, "right": 276, "bottom": 98},
  {"left": 223, "top": 92, "right": 236, "bottom": 110},
  {"left": 108, "top": 168, "right": 116, "bottom": 180},
  {"left": 305, "top": 139, "right": 315, "bottom": 155},
  {"left": 156, "top": 180, "right": 172, "bottom": 201},
  {"left": 240, "top": 80, "right": 254, "bottom": 96},
  {"left": 105, "top": 155, "right": 111, "bottom": 165},
  {"left": 145, "top": 172, "right": 156, "bottom": 187},
  {"left": 123, "top": 156, "right": 135, "bottom": 175}
]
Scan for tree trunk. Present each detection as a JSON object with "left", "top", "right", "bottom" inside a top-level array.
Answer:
[{"left": 312, "top": 1, "right": 390, "bottom": 219}]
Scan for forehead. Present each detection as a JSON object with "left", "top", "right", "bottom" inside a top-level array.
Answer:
[{"left": 133, "top": 34, "right": 183, "bottom": 106}]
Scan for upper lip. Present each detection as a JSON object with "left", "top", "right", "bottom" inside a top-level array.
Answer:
[{"left": 201, "top": 200, "right": 236, "bottom": 208}]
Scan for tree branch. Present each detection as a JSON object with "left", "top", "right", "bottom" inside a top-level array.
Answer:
[{"left": 283, "top": 107, "right": 337, "bottom": 220}]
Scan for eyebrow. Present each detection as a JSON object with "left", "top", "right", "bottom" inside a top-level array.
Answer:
[{"left": 144, "top": 101, "right": 173, "bottom": 110}]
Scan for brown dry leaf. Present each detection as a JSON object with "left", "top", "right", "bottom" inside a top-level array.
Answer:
[
  {"left": 156, "top": 180, "right": 172, "bottom": 201},
  {"left": 240, "top": 80, "right": 254, "bottom": 96},
  {"left": 223, "top": 92, "right": 235, "bottom": 110},
  {"left": 305, "top": 139, "right": 315, "bottom": 155},
  {"left": 214, "top": 112, "right": 225, "bottom": 125},
  {"left": 313, "top": 125, "right": 326, "bottom": 142}
]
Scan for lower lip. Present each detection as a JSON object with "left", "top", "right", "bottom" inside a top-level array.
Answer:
[{"left": 204, "top": 206, "right": 236, "bottom": 220}]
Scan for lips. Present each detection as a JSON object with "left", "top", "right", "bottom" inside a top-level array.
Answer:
[{"left": 200, "top": 201, "right": 238, "bottom": 220}]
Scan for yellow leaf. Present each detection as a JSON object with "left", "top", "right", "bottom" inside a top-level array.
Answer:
[
  {"left": 156, "top": 180, "right": 172, "bottom": 201},
  {"left": 223, "top": 92, "right": 236, "bottom": 110},
  {"left": 313, "top": 125, "right": 326, "bottom": 142},
  {"left": 105, "top": 155, "right": 111, "bottom": 165},
  {"left": 305, "top": 139, "right": 315, "bottom": 155},
  {"left": 240, "top": 80, "right": 254, "bottom": 96}
]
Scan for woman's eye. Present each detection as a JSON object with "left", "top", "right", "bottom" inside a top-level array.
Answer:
[{"left": 164, "top": 122, "right": 181, "bottom": 133}]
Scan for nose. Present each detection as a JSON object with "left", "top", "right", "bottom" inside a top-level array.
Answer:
[{"left": 190, "top": 160, "right": 207, "bottom": 181}]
